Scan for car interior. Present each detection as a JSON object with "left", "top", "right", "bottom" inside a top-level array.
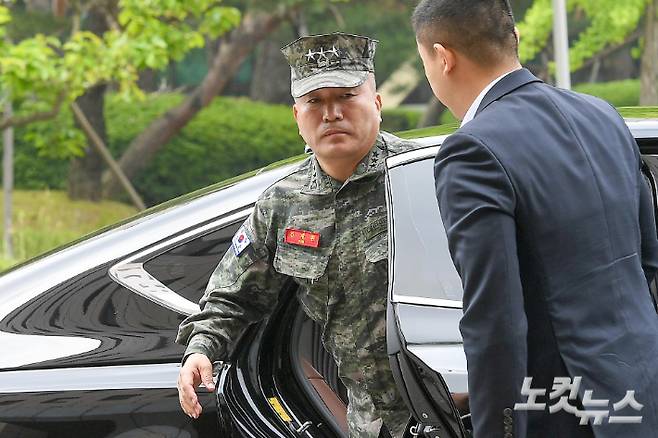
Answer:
[{"left": 290, "top": 306, "right": 349, "bottom": 436}]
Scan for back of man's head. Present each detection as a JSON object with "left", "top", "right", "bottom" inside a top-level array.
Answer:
[{"left": 412, "top": 0, "right": 518, "bottom": 67}]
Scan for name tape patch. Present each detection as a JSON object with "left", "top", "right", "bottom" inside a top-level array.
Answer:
[{"left": 284, "top": 228, "right": 320, "bottom": 248}]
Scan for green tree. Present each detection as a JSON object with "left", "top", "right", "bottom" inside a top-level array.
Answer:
[
  {"left": 101, "top": 0, "right": 359, "bottom": 199},
  {"left": 0, "top": 0, "right": 241, "bottom": 201},
  {"left": 516, "top": 0, "right": 655, "bottom": 102}
]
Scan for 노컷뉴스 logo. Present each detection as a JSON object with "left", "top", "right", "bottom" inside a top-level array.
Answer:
[{"left": 514, "top": 377, "right": 643, "bottom": 425}]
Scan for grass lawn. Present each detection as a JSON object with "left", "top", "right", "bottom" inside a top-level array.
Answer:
[{"left": 0, "top": 190, "right": 137, "bottom": 272}]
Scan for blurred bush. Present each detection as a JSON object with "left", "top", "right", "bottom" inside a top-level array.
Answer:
[
  {"left": 381, "top": 108, "right": 422, "bottom": 132},
  {"left": 573, "top": 80, "right": 640, "bottom": 107},
  {"left": 105, "top": 94, "right": 305, "bottom": 205},
  {"left": 8, "top": 79, "right": 641, "bottom": 206},
  {"left": 10, "top": 92, "right": 433, "bottom": 205},
  {"left": 11, "top": 93, "right": 306, "bottom": 206}
]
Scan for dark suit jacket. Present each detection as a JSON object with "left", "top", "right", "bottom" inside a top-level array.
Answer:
[{"left": 434, "top": 68, "right": 658, "bottom": 438}]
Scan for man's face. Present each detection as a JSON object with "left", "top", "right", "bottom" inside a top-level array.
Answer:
[
  {"left": 293, "top": 80, "right": 382, "bottom": 162},
  {"left": 417, "top": 39, "right": 452, "bottom": 109}
]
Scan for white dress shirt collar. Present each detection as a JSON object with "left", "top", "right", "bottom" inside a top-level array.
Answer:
[{"left": 460, "top": 69, "right": 517, "bottom": 127}]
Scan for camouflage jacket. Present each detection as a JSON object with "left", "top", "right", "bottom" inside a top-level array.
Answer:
[{"left": 176, "top": 132, "right": 418, "bottom": 437}]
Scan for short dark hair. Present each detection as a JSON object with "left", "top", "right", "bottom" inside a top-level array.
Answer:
[{"left": 412, "top": 0, "right": 518, "bottom": 66}]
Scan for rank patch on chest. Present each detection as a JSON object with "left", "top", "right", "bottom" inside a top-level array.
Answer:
[
  {"left": 232, "top": 225, "right": 251, "bottom": 256},
  {"left": 284, "top": 228, "right": 320, "bottom": 248}
]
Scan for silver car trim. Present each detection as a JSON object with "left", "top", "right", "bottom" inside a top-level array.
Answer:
[
  {"left": 391, "top": 294, "right": 463, "bottom": 308},
  {"left": 0, "top": 363, "right": 183, "bottom": 393},
  {"left": 387, "top": 145, "right": 441, "bottom": 168},
  {"left": 626, "top": 119, "right": 658, "bottom": 138},
  {"left": 109, "top": 208, "right": 253, "bottom": 316}
]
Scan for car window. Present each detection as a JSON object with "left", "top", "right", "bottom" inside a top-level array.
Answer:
[
  {"left": 388, "top": 157, "right": 463, "bottom": 303},
  {"left": 0, "top": 263, "right": 187, "bottom": 368},
  {"left": 143, "top": 222, "right": 242, "bottom": 304}
]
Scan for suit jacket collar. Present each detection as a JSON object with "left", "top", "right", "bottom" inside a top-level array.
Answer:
[{"left": 474, "top": 68, "right": 543, "bottom": 118}]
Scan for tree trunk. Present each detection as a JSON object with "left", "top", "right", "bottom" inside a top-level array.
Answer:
[
  {"left": 137, "top": 69, "right": 158, "bottom": 93},
  {"left": 102, "top": 10, "right": 289, "bottom": 199},
  {"left": 417, "top": 96, "right": 446, "bottom": 128},
  {"left": 250, "top": 39, "right": 294, "bottom": 104},
  {"left": 68, "top": 6, "right": 109, "bottom": 201},
  {"left": 68, "top": 84, "right": 108, "bottom": 201},
  {"left": 71, "top": 103, "right": 145, "bottom": 211},
  {"left": 640, "top": 0, "right": 658, "bottom": 105},
  {"left": 378, "top": 58, "right": 421, "bottom": 110}
]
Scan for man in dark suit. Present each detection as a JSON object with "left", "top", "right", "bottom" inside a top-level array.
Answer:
[{"left": 412, "top": 1, "right": 658, "bottom": 437}]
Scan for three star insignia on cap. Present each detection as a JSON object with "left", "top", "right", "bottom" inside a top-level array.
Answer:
[{"left": 305, "top": 45, "right": 341, "bottom": 62}]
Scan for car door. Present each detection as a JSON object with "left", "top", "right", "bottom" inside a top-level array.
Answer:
[
  {"left": 0, "top": 203, "right": 250, "bottom": 437},
  {"left": 384, "top": 144, "right": 470, "bottom": 438}
]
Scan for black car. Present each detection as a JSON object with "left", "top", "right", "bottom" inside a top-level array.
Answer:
[{"left": 1, "top": 116, "right": 657, "bottom": 438}]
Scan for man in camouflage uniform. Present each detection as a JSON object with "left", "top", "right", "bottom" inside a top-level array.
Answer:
[{"left": 176, "top": 32, "right": 417, "bottom": 438}]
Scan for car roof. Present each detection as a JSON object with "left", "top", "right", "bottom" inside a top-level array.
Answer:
[{"left": 396, "top": 107, "right": 658, "bottom": 140}]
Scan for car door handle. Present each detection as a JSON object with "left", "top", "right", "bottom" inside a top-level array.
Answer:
[{"left": 109, "top": 262, "right": 201, "bottom": 316}]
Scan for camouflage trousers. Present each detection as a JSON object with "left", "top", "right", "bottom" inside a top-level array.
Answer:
[{"left": 346, "top": 384, "right": 409, "bottom": 438}]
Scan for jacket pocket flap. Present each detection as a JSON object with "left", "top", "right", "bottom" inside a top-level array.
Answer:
[{"left": 274, "top": 243, "right": 330, "bottom": 280}]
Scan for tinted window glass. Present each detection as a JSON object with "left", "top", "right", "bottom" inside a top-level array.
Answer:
[
  {"left": 389, "top": 158, "right": 463, "bottom": 302},
  {"left": 0, "top": 263, "right": 187, "bottom": 368},
  {"left": 143, "top": 221, "right": 242, "bottom": 303}
]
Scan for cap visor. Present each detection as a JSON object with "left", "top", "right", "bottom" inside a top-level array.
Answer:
[{"left": 291, "top": 71, "right": 369, "bottom": 98}]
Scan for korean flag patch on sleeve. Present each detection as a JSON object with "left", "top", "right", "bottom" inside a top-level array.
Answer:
[{"left": 232, "top": 225, "right": 252, "bottom": 256}]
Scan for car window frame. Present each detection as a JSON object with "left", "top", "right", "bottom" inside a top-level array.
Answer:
[
  {"left": 386, "top": 142, "right": 464, "bottom": 309},
  {"left": 109, "top": 207, "right": 253, "bottom": 316}
]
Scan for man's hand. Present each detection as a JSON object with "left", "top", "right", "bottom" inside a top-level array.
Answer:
[
  {"left": 452, "top": 392, "right": 470, "bottom": 415},
  {"left": 177, "top": 353, "right": 215, "bottom": 419}
]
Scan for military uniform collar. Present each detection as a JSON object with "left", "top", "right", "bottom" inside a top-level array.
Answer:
[{"left": 301, "top": 133, "right": 388, "bottom": 195}]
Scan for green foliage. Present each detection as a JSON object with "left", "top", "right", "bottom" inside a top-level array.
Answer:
[
  {"left": 103, "top": 93, "right": 304, "bottom": 205},
  {"left": 516, "top": 0, "right": 649, "bottom": 71},
  {"left": 573, "top": 79, "right": 640, "bottom": 107},
  {"left": 0, "top": 190, "right": 137, "bottom": 271},
  {"left": 0, "top": 0, "right": 241, "bottom": 152},
  {"left": 307, "top": 1, "right": 417, "bottom": 84},
  {"left": 569, "top": 0, "right": 648, "bottom": 70},
  {"left": 397, "top": 122, "right": 460, "bottom": 140},
  {"left": 20, "top": 102, "right": 87, "bottom": 159},
  {"left": 381, "top": 108, "right": 421, "bottom": 132},
  {"left": 9, "top": 93, "right": 438, "bottom": 205},
  {"left": 618, "top": 106, "right": 658, "bottom": 119},
  {"left": 517, "top": 0, "right": 553, "bottom": 63}
]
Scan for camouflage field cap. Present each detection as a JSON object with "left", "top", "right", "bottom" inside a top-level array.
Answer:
[{"left": 281, "top": 32, "right": 378, "bottom": 98}]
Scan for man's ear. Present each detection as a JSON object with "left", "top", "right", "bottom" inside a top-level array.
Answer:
[
  {"left": 514, "top": 26, "right": 520, "bottom": 45},
  {"left": 292, "top": 104, "right": 302, "bottom": 135},
  {"left": 375, "top": 93, "right": 382, "bottom": 112},
  {"left": 292, "top": 103, "right": 299, "bottom": 122},
  {"left": 434, "top": 43, "right": 455, "bottom": 75}
]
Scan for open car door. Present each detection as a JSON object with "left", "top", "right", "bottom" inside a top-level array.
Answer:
[{"left": 384, "top": 144, "right": 471, "bottom": 438}]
